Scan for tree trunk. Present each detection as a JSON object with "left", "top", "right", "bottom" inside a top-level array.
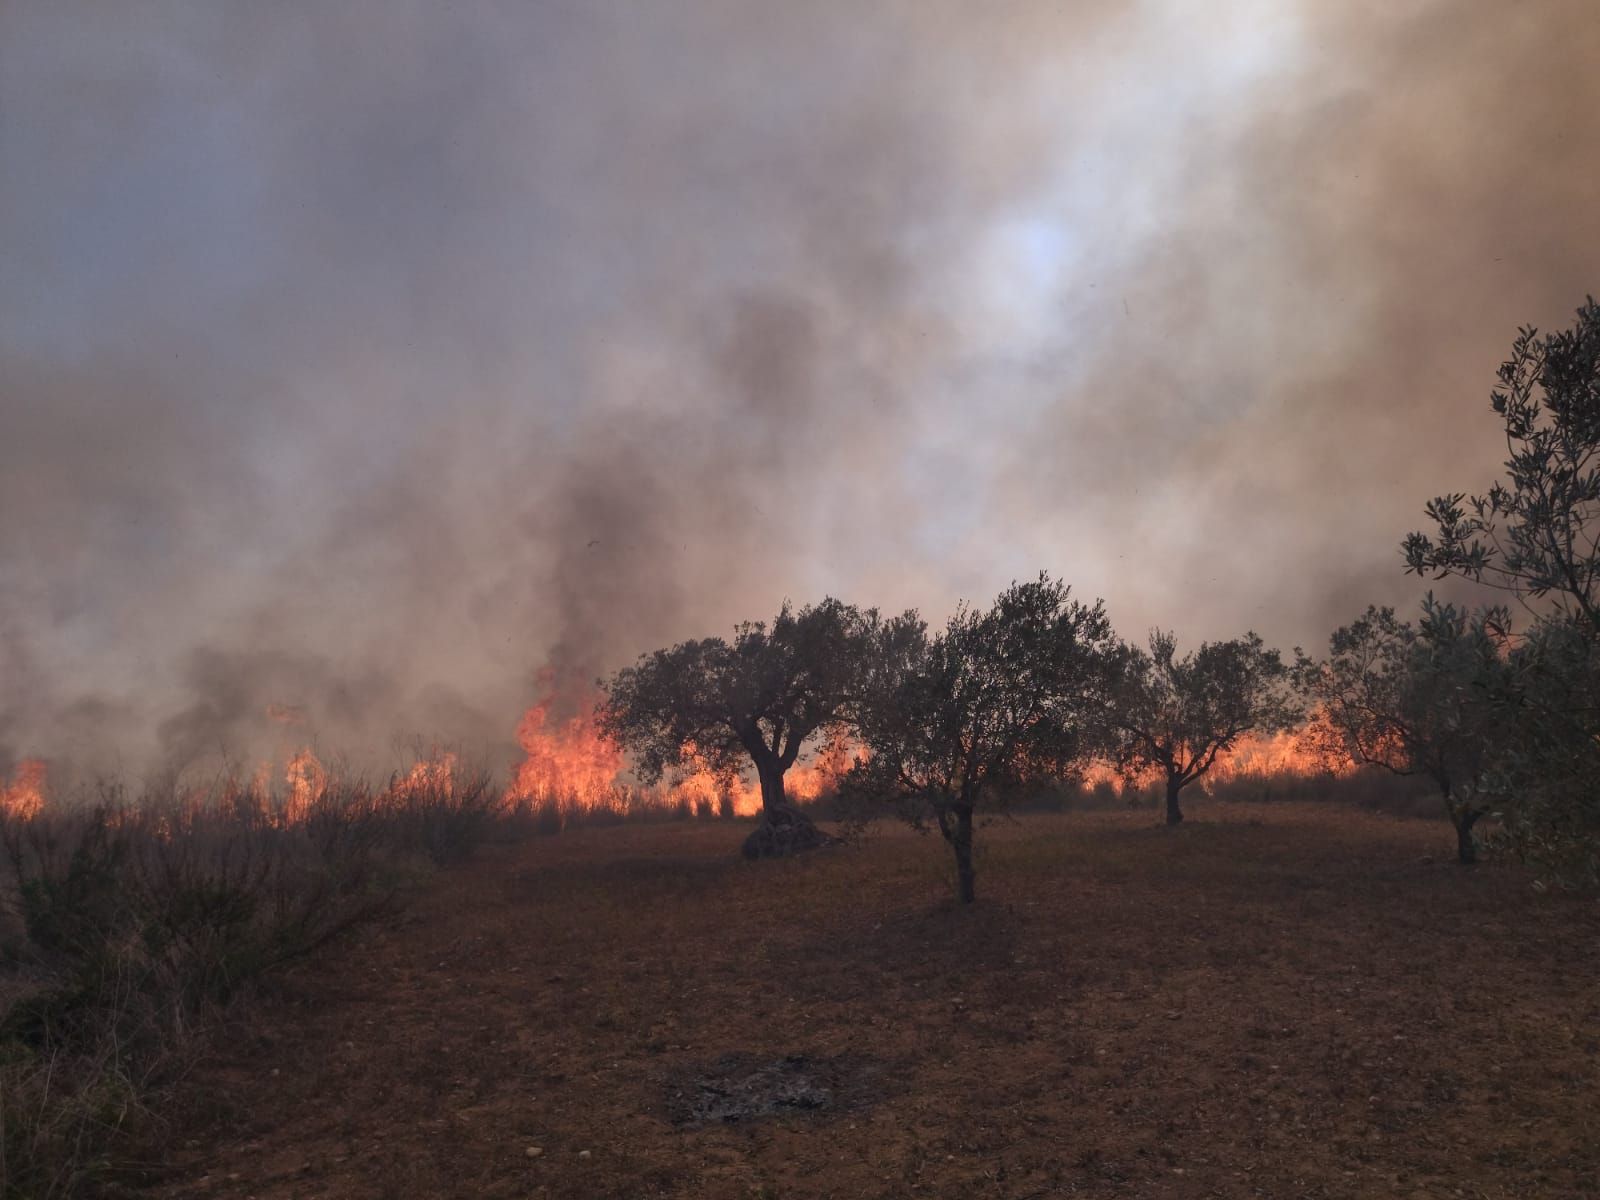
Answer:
[
  {"left": 948, "top": 804, "right": 976, "bottom": 904},
  {"left": 740, "top": 750, "right": 830, "bottom": 859},
  {"left": 1453, "top": 808, "right": 1481, "bottom": 866},
  {"left": 755, "top": 756, "right": 786, "bottom": 815},
  {"left": 1165, "top": 776, "right": 1184, "bottom": 826}
]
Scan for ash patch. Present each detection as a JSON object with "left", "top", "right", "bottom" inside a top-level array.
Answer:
[{"left": 665, "top": 1053, "right": 882, "bottom": 1127}]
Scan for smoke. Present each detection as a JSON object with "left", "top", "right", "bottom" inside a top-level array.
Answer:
[{"left": 2, "top": 0, "right": 1597, "bottom": 781}]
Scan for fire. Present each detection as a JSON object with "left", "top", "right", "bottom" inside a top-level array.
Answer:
[
  {"left": 389, "top": 750, "right": 461, "bottom": 800},
  {"left": 669, "top": 742, "right": 744, "bottom": 814},
  {"left": 1079, "top": 719, "right": 1357, "bottom": 795},
  {"left": 11, "top": 697, "right": 1355, "bottom": 833},
  {"left": 1207, "top": 725, "right": 1355, "bottom": 785},
  {"left": 284, "top": 747, "right": 327, "bottom": 823},
  {"left": 779, "top": 730, "right": 862, "bottom": 809},
  {"left": 506, "top": 678, "right": 861, "bottom": 817},
  {"left": 1, "top": 759, "right": 47, "bottom": 820},
  {"left": 508, "top": 695, "right": 624, "bottom": 809},
  {"left": 655, "top": 736, "right": 858, "bottom": 817}
]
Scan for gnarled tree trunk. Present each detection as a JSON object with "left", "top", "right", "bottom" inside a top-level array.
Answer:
[
  {"left": 1165, "top": 776, "right": 1184, "bottom": 826},
  {"left": 756, "top": 755, "right": 786, "bottom": 815},
  {"left": 1440, "top": 779, "right": 1482, "bottom": 866},
  {"left": 741, "top": 748, "right": 831, "bottom": 860}
]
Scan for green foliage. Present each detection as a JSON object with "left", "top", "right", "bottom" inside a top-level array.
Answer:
[
  {"left": 1404, "top": 296, "right": 1600, "bottom": 629},
  {"left": 1486, "top": 618, "right": 1600, "bottom": 884},
  {"left": 598, "top": 598, "right": 919, "bottom": 811},
  {"left": 1107, "top": 630, "right": 1299, "bottom": 821},
  {"left": 1295, "top": 598, "right": 1512, "bottom": 862},
  {"left": 1402, "top": 297, "right": 1600, "bottom": 880},
  {"left": 847, "top": 573, "right": 1118, "bottom": 901}
]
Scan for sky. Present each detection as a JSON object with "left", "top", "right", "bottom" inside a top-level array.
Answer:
[{"left": 3, "top": 1, "right": 1599, "bottom": 782}]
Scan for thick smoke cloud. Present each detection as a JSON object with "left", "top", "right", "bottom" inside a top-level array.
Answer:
[{"left": 2, "top": 1, "right": 1597, "bottom": 783}]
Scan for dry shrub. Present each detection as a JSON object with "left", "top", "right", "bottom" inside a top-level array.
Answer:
[
  {"left": 0, "top": 770, "right": 497, "bottom": 1197},
  {"left": 0, "top": 766, "right": 812, "bottom": 1192},
  {"left": 382, "top": 771, "right": 499, "bottom": 865}
]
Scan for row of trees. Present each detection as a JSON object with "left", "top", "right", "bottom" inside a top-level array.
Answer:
[
  {"left": 597, "top": 580, "right": 1300, "bottom": 902},
  {"left": 598, "top": 297, "right": 1600, "bottom": 900}
]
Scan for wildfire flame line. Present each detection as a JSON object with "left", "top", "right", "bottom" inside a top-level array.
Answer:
[
  {"left": 505, "top": 688, "right": 859, "bottom": 817},
  {"left": 0, "top": 703, "right": 1359, "bottom": 825}
]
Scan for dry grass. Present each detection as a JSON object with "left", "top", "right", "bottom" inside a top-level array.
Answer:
[
  {"left": 124, "top": 801, "right": 1600, "bottom": 1200},
  {"left": 0, "top": 775, "right": 508, "bottom": 1198}
]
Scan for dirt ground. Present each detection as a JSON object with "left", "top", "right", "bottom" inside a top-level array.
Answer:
[{"left": 138, "top": 804, "right": 1600, "bottom": 1199}]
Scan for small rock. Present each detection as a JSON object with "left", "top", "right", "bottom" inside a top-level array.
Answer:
[
  {"left": 525, "top": 1147, "right": 544, "bottom": 1159},
  {"left": 578, "top": 1150, "right": 592, "bottom": 1160}
]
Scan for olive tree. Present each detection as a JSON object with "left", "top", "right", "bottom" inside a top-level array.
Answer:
[
  {"left": 1491, "top": 617, "right": 1600, "bottom": 882},
  {"left": 1403, "top": 297, "right": 1600, "bottom": 879},
  {"left": 1404, "top": 296, "right": 1600, "bottom": 632},
  {"left": 1106, "top": 631, "right": 1299, "bottom": 826},
  {"left": 1294, "top": 599, "right": 1510, "bottom": 864},
  {"left": 597, "top": 598, "right": 914, "bottom": 858},
  {"left": 847, "top": 574, "right": 1117, "bottom": 903}
]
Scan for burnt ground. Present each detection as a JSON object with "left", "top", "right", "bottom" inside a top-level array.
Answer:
[{"left": 136, "top": 805, "right": 1600, "bottom": 1199}]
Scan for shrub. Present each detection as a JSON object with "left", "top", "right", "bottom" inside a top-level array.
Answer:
[{"left": 0, "top": 766, "right": 503, "bottom": 1197}]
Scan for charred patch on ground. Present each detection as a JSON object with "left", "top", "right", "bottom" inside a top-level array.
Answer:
[{"left": 663, "top": 1052, "right": 887, "bottom": 1127}]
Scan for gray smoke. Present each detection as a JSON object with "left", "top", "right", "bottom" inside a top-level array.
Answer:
[{"left": 2, "top": 1, "right": 1597, "bottom": 784}]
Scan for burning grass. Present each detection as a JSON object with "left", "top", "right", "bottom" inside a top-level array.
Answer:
[{"left": 508, "top": 683, "right": 860, "bottom": 819}]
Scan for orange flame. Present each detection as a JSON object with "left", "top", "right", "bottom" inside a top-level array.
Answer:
[
  {"left": 668, "top": 742, "right": 743, "bottom": 814},
  {"left": 1, "top": 759, "right": 47, "bottom": 820},
  {"left": 388, "top": 750, "right": 460, "bottom": 801},
  {"left": 1207, "top": 726, "right": 1353, "bottom": 785},
  {"left": 506, "top": 679, "right": 860, "bottom": 817},
  {"left": 1081, "top": 717, "right": 1357, "bottom": 795},
  {"left": 284, "top": 747, "right": 327, "bottom": 823},
  {"left": 508, "top": 696, "right": 624, "bottom": 809}
]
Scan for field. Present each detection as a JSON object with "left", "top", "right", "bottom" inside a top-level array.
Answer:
[{"left": 139, "top": 803, "right": 1599, "bottom": 1200}]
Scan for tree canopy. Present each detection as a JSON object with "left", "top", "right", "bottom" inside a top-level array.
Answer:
[
  {"left": 1106, "top": 631, "right": 1299, "bottom": 826},
  {"left": 1404, "top": 296, "right": 1600, "bottom": 631},
  {"left": 1295, "top": 599, "right": 1509, "bottom": 863},
  {"left": 597, "top": 597, "right": 917, "bottom": 855},
  {"left": 1402, "top": 297, "right": 1600, "bottom": 881},
  {"left": 848, "top": 573, "right": 1118, "bottom": 903}
]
